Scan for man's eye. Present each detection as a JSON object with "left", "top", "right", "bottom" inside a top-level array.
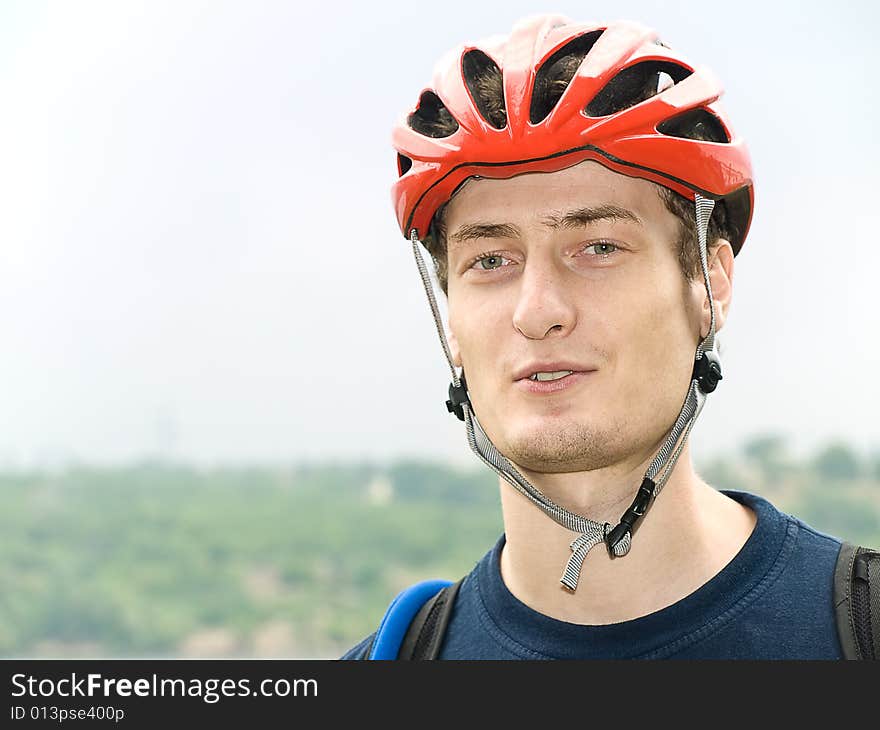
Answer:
[
  {"left": 471, "top": 254, "right": 509, "bottom": 270},
  {"left": 583, "top": 242, "right": 619, "bottom": 256}
]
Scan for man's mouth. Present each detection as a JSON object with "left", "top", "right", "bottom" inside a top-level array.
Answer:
[{"left": 528, "top": 370, "right": 573, "bottom": 382}]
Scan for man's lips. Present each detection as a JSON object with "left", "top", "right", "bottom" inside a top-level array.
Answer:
[
  {"left": 513, "top": 369, "right": 597, "bottom": 394},
  {"left": 512, "top": 362, "right": 598, "bottom": 382}
]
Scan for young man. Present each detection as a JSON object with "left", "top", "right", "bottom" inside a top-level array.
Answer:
[{"left": 342, "top": 15, "right": 848, "bottom": 659}]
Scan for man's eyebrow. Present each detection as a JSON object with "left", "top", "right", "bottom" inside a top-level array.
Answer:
[
  {"left": 448, "top": 222, "right": 521, "bottom": 248},
  {"left": 447, "top": 205, "right": 642, "bottom": 249},
  {"left": 540, "top": 204, "right": 643, "bottom": 229}
]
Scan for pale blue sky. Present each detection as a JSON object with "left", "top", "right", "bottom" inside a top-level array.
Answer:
[{"left": 1, "top": 0, "right": 878, "bottom": 468}]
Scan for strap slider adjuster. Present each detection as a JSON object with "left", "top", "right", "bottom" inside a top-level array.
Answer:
[
  {"left": 445, "top": 374, "right": 470, "bottom": 421},
  {"left": 693, "top": 350, "right": 723, "bottom": 393}
]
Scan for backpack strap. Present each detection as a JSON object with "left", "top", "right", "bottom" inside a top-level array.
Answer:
[
  {"left": 366, "top": 579, "right": 453, "bottom": 660},
  {"left": 833, "top": 541, "right": 880, "bottom": 660},
  {"left": 398, "top": 577, "right": 464, "bottom": 660}
]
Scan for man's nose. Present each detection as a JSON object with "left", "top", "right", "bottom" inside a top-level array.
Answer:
[{"left": 511, "top": 259, "right": 577, "bottom": 340}]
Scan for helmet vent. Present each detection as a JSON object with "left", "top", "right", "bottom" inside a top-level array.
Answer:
[
  {"left": 585, "top": 60, "right": 692, "bottom": 117},
  {"left": 397, "top": 153, "right": 413, "bottom": 176},
  {"left": 408, "top": 90, "right": 460, "bottom": 138},
  {"left": 657, "top": 107, "right": 730, "bottom": 143},
  {"left": 529, "top": 30, "right": 604, "bottom": 124},
  {"left": 462, "top": 50, "right": 507, "bottom": 130}
]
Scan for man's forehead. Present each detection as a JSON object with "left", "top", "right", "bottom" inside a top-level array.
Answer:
[{"left": 443, "top": 162, "right": 662, "bottom": 240}]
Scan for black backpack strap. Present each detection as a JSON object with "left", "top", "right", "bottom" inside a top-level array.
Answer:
[
  {"left": 397, "top": 577, "right": 465, "bottom": 660},
  {"left": 834, "top": 541, "right": 880, "bottom": 660}
]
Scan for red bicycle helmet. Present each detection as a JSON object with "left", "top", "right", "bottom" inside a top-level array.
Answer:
[{"left": 391, "top": 14, "right": 753, "bottom": 254}]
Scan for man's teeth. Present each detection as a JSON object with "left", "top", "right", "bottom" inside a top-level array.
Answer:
[{"left": 529, "top": 370, "right": 573, "bottom": 382}]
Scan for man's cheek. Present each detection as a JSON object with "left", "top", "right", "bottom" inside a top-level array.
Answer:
[{"left": 631, "top": 299, "right": 676, "bottom": 354}]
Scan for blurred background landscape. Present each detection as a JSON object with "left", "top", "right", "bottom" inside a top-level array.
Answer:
[{"left": 2, "top": 436, "right": 878, "bottom": 659}]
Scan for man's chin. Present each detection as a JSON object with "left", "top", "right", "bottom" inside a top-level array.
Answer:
[{"left": 496, "top": 423, "right": 623, "bottom": 474}]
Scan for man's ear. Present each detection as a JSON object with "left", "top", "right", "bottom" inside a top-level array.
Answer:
[
  {"left": 448, "top": 324, "right": 462, "bottom": 368},
  {"left": 701, "top": 239, "right": 735, "bottom": 338}
]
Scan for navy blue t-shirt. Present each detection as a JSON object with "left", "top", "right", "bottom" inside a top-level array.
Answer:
[{"left": 341, "top": 490, "right": 845, "bottom": 659}]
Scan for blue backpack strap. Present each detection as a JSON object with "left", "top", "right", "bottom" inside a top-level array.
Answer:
[{"left": 368, "top": 579, "right": 453, "bottom": 660}]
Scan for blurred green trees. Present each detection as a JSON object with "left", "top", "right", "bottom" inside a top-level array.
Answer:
[
  {"left": 743, "top": 434, "right": 791, "bottom": 482},
  {"left": 813, "top": 443, "right": 862, "bottom": 481},
  {"left": 0, "top": 437, "right": 877, "bottom": 659}
]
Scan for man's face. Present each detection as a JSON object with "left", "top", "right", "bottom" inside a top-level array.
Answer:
[{"left": 444, "top": 160, "right": 708, "bottom": 474}]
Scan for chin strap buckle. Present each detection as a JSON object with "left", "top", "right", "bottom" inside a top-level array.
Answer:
[
  {"left": 605, "top": 477, "right": 656, "bottom": 553},
  {"left": 445, "top": 374, "right": 470, "bottom": 421},
  {"left": 693, "top": 349, "right": 723, "bottom": 393}
]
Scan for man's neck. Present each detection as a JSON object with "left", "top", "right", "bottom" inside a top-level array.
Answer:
[{"left": 498, "top": 444, "right": 757, "bottom": 625}]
